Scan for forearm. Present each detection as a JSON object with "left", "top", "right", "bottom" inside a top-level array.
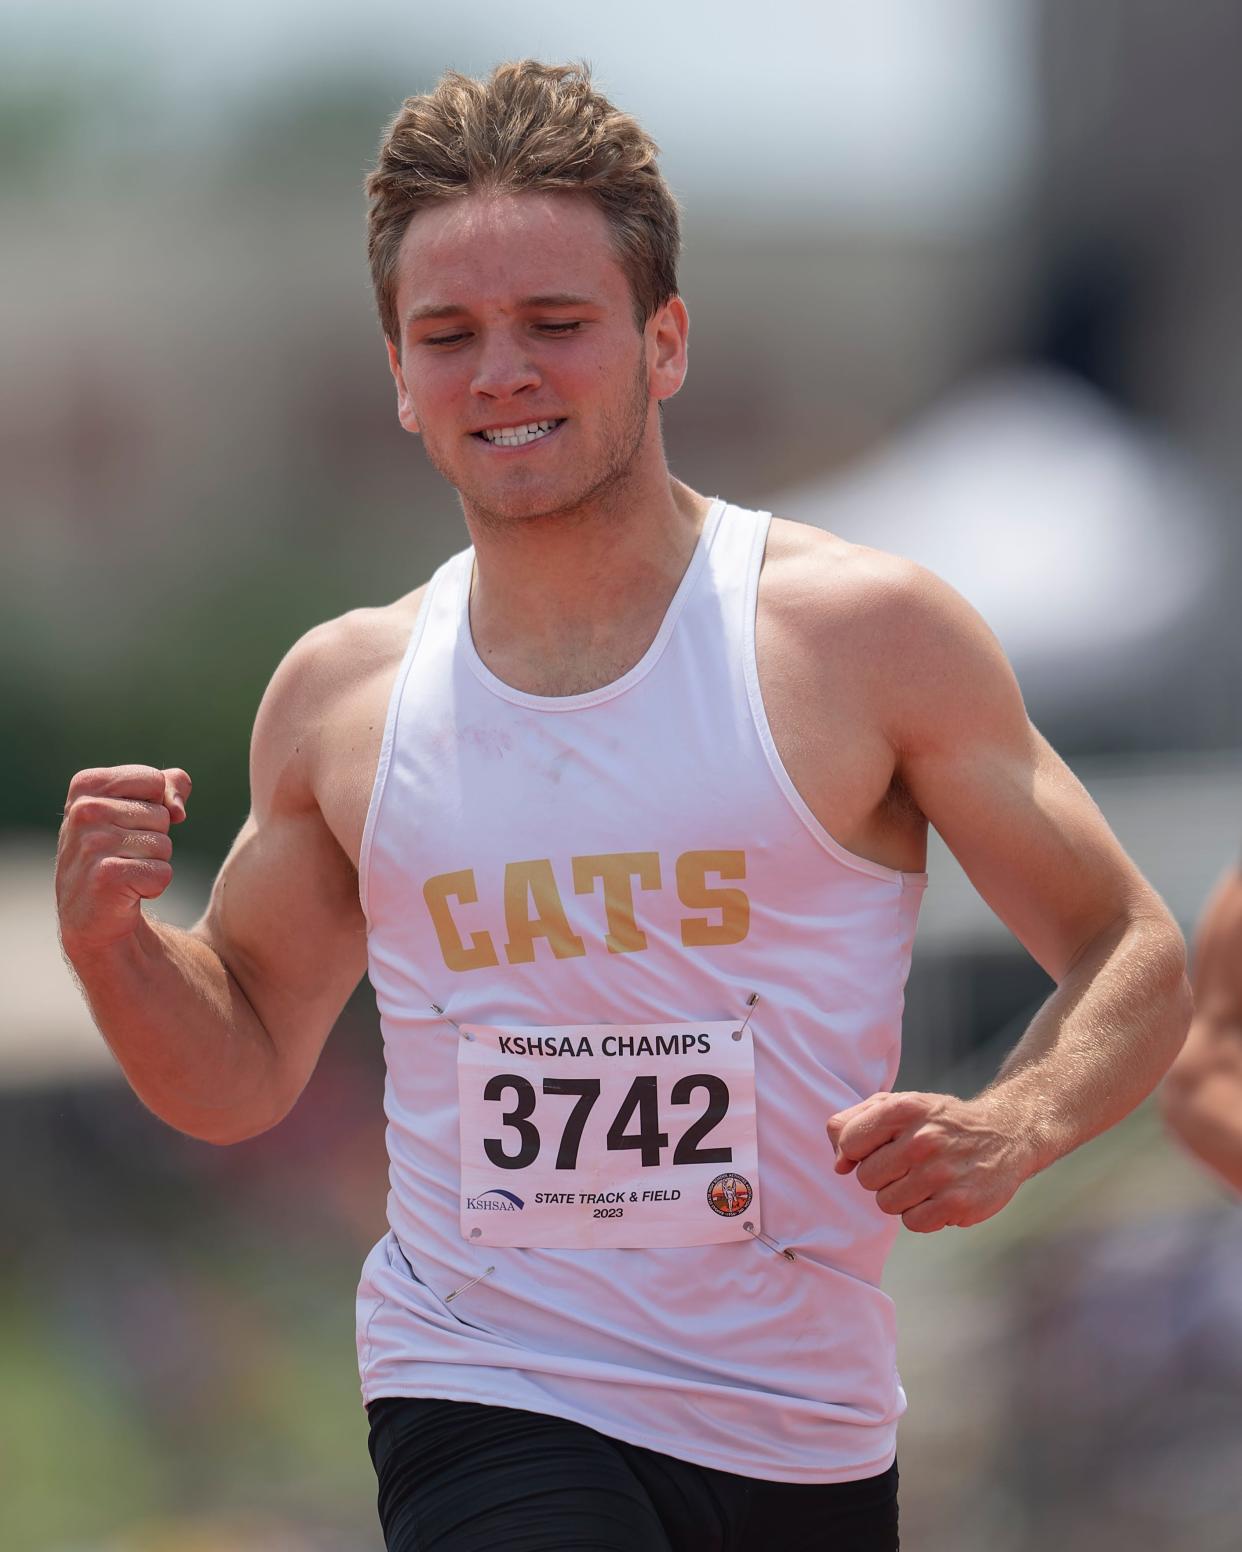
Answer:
[
  {"left": 64, "top": 915, "right": 283, "bottom": 1144},
  {"left": 979, "top": 914, "right": 1191, "bottom": 1174}
]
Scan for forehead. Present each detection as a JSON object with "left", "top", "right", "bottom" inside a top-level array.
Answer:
[{"left": 394, "top": 190, "right": 630, "bottom": 316}]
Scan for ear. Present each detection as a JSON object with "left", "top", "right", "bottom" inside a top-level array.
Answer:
[
  {"left": 385, "top": 336, "right": 421, "bottom": 435},
  {"left": 648, "top": 297, "right": 690, "bottom": 403}
]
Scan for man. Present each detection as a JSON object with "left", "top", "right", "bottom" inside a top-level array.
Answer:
[
  {"left": 1162, "top": 862, "right": 1242, "bottom": 1191},
  {"left": 56, "top": 61, "right": 1190, "bottom": 1552}
]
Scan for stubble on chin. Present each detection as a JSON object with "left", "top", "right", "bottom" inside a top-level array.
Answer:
[{"left": 425, "top": 354, "right": 652, "bottom": 536}]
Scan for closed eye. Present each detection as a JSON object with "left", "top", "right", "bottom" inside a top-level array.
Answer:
[{"left": 422, "top": 322, "right": 580, "bottom": 346}]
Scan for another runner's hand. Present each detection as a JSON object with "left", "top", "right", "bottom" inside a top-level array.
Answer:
[
  {"left": 57, "top": 764, "right": 192, "bottom": 957},
  {"left": 825, "top": 1090, "right": 1034, "bottom": 1233}
]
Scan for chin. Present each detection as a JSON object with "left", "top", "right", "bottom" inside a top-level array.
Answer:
[
  {"left": 461, "top": 474, "right": 606, "bottom": 528},
  {"left": 477, "top": 494, "right": 580, "bottom": 528}
]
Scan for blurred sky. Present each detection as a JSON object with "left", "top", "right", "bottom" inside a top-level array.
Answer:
[{"left": 4, "top": 0, "right": 1034, "bottom": 227}]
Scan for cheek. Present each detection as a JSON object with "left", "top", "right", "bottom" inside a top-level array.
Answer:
[{"left": 407, "top": 368, "right": 460, "bottom": 428}]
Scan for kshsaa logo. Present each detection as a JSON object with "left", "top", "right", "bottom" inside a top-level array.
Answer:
[
  {"left": 707, "top": 1173, "right": 753, "bottom": 1217},
  {"left": 465, "top": 1189, "right": 525, "bottom": 1211}
]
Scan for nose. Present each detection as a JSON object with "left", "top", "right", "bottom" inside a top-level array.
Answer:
[{"left": 471, "top": 329, "right": 541, "bottom": 401}]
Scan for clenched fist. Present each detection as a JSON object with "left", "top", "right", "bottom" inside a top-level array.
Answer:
[
  {"left": 56, "top": 765, "right": 192, "bottom": 958},
  {"left": 825, "top": 1089, "right": 1036, "bottom": 1234}
]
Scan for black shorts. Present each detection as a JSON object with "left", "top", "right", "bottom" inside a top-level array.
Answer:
[{"left": 366, "top": 1395, "right": 899, "bottom": 1551}]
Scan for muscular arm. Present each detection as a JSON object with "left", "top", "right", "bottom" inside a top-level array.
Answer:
[
  {"left": 1160, "top": 864, "right": 1242, "bottom": 1192},
  {"left": 59, "top": 623, "right": 369, "bottom": 1145},
  {"left": 827, "top": 558, "right": 1191, "bottom": 1229}
]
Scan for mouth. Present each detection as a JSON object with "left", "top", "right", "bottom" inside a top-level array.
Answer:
[{"left": 471, "top": 418, "right": 566, "bottom": 450}]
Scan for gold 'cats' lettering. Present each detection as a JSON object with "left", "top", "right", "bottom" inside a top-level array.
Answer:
[
  {"left": 503, "top": 859, "right": 588, "bottom": 964},
  {"left": 423, "top": 870, "right": 500, "bottom": 972},
  {"left": 572, "top": 851, "right": 662, "bottom": 954},
  {"left": 676, "top": 849, "right": 750, "bottom": 947},
  {"left": 422, "top": 850, "right": 750, "bottom": 972}
]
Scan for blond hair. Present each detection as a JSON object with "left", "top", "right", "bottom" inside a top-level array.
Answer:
[{"left": 366, "top": 60, "right": 681, "bottom": 344}]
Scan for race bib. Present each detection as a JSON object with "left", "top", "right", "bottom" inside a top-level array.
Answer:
[{"left": 457, "top": 1019, "right": 760, "bottom": 1249}]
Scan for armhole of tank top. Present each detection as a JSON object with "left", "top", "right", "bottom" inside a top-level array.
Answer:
[
  {"left": 741, "top": 513, "right": 928, "bottom": 891},
  {"left": 356, "top": 569, "right": 445, "bottom": 925}
]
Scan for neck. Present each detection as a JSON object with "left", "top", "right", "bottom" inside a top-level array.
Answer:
[{"left": 463, "top": 465, "right": 714, "bottom": 666}]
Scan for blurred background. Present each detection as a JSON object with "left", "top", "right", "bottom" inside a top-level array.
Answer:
[{"left": 4, "top": 0, "right": 1240, "bottom": 1547}]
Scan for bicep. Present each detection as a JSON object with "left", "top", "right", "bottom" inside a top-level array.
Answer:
[
  {"left": 192, "top": 629, "right": 370, "bottom": 1115},
  {"left": 890, "top": 582, "right": 1164, "bottom": 981},
  {"left": 195, "top": 803, "right": 368, "bottom": 1113}
]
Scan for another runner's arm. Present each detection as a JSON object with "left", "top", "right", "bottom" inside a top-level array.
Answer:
[
  {"left": 1160, "top": 863, "right": 1242, "bottom": 1192},
  {"left": 827, "top": 558, "right": 1190, "bottom": 1231},
  {"left": 58, "top": 623, "right": 368, "bottom": 1145}
]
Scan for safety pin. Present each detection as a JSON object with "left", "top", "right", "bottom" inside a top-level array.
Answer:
[
  {"left": 731, "top": 992, "right": 760, "bottom": 1042},
  {"left": 743, "top": 1221, "right": 797, "bottom": 1262},
  {"left": 431, "top": 1003, "right": 474, "bottom": 1040},
  {"left": 444, "top": 1265, "right": 496, "bottom": 1303}
]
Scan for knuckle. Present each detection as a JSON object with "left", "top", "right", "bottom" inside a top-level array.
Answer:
[
  {"left": 89, "top": 858, "right": 124, "bottom": 895},
  {"left": 902, "top": 1206, "right": 942, "bottom": 1234},
  {"left": 908, "top": 1129, "right": 938, "bottom": 1163},
  {"left": 80, "top": 826, "right": 115, "bottom": 858},
  {"left": 67, "top": 767, "right": 107, "bottom": 798},
  {"left": 71, "top": 796, "right": 112, "bottom": 827},
  {"left": 129, "top": 831, "right": 173, "bottom": 860},
  {"left": 93, "top": 854, "right": 131, "bottom": 884},
  {"left": 857, "top": 1153, "right": 894, "bottom": 1192},
  {"left": 95, "top": 854, "right": 171, "bottom": 893},
  {"left": 925, "top": 1160, "right": 956, "bottom": 1191},
  {"left": 71, "top": 766, "right": 158, "bottom": 799}
]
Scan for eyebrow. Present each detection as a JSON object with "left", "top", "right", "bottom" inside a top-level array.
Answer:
[{"left": 404, "top": 293, "right": 597, "bottom": 327}]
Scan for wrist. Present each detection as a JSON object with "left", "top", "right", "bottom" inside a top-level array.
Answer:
[
  {"left": 971, "top": 1085, "right": 1062, "bottom": 1179},
  {"left": 62, "top": 913, "right": 163, "bottom": 977}
]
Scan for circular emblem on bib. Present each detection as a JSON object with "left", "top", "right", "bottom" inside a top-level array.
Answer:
[{"left": 707, "top": 1173, "right": 753, "bottom": 1217}]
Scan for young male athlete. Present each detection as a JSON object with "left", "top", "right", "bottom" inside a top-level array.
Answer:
[
  {"left": 1162, "top": 860, "right": 1242, "bottom": 1192},
  {"left": 56, "top": 62, "right": 1191, "bottom": 1551}
]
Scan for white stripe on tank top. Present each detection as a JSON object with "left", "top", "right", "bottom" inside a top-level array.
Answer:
[{"left": 355, "top": 498, "right": 927, "bottom": 1483}]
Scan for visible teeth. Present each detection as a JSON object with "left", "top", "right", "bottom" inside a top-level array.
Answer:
[{"left": 481, "top": 420, "right": 559, "bottom": 446}]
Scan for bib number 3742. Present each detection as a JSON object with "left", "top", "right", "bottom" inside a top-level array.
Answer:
[{"left": 457, "top": 1020, "right": 760, "bottom": 1249}]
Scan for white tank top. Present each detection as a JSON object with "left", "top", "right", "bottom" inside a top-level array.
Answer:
[{"left": 355, "top": 499, "right": 927, "bottom": 1483}]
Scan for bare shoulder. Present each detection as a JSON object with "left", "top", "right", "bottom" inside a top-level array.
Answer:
[
  {"left": 764, "top": 514, "right": 975, "bottom": 632},
  {"left": 250, "top": 584, "right": 430, "bottom": 807},
  {"left": 268, "top": 586, "right": 428, "bottom": 708},
  {"left": 761, "top": 516, "right": 1018, "bottom": 740}
]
